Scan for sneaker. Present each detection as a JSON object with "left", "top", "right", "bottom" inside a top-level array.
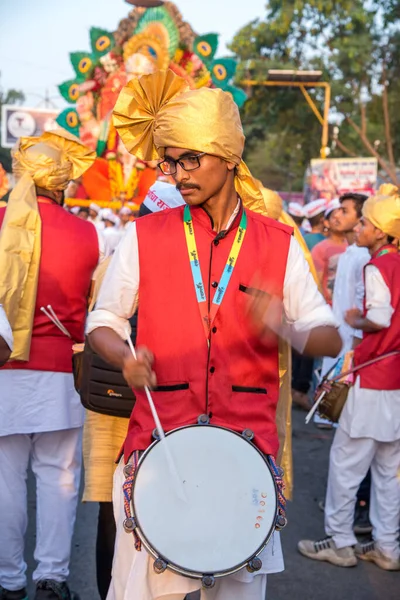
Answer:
[
  {"left": 355, "top": 541, "right": 400, "bottom": 571},
  {"left": 298, "top": 536, "right": 357, "bottom": 567},
  {"left": 353, "top": 505, "right": 373, "bottom": 535},
  {"left": 0, "top": 587, "right": 28, "bottom": 600},
  {"left": 34, "top": 581, "right": 80, "bottom": 600}
]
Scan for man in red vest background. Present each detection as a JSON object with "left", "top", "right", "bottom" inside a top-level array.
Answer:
[
  {"left": 299, "top": 185, "right": 400, "bottom": 571},
  {"left": 87, "top": 70, "right": 341, "bottom": 600},
  {"left": 0, "top": 131, "right": 108, "bottom": 600}
]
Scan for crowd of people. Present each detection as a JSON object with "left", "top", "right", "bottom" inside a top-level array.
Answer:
[{"left": 0, "top": 68, "right": 399, "bottom": 600}]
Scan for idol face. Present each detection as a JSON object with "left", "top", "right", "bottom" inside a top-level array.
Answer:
[{"left": 161, "top": 147, "right": 235, "bottom": 207}]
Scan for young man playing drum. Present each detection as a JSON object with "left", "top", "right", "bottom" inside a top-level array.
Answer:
[{"left": 87, "top": 70, "right": 341, "bottom": 600}]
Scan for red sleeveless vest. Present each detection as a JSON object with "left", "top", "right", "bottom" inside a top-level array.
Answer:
[
  {"left": 354, "top": 247, "right": 400, "bottom": 389},
  {"left": 123, "top": 205, "right": 292, "bottom": 459},
  {"left": 0, "top": 200, "right": 99, "bottom": 373}
]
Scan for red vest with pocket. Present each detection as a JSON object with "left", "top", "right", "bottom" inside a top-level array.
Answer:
[
  {"left": 0, "top": 199, "right": 99, "bottom": 373},
  {"left": 354, "top": 247, "right": 400, "bottom": 389},
  {"left": 123, "top": 204, "right": 292, "bottom": 460}
]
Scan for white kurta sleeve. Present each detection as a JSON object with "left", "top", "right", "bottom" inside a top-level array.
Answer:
[
  {"left": 364, "top": 264, "right": 393, "bottom": 328},
  {"left": 283, "top": 237, "right": 338, "bottom": 330},
  {"left": 0, "top": 305, "right": 13, "bottom": 350},
  {"left": 86, "top": 222, "right": 140, "bottom": 339},
  {"left": 352, "top": 250, "right": 369, "bottom": 339}
]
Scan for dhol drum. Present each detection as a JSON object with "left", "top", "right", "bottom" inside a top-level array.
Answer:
[{"left": 127, "top": 424, "right": 285, "bottom": 588}]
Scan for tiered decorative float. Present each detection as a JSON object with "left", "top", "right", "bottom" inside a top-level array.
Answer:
[{"left": 57, "top": 0, "right": 246, "bottom": 209}]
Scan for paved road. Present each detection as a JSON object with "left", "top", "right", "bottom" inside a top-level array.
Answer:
[{"left": 25, "top": 410, "right": 398, "bottom": 599}]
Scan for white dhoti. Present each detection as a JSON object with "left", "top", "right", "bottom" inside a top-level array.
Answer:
[
  {"left": 107, "top": 460, "right": 284, "bottom": 600},
  {"left": 0, "top": 428, "right": 82, "bottom": 591}
]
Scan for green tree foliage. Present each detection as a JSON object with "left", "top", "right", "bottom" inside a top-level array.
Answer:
[
  {"left": 230, "top": 0, "right": 400, "bottom": 189},
  {"left": 0, "top": 76, "right": 25, "bottom": 173}
]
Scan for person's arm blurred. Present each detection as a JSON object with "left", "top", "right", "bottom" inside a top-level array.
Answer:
[
  {"left": 0, "top": 337, "right": 11, "bottom": 366},
  {"left": 0, "top": 306, "right": 13, "bottom": 366},
  {"left": 250, "top": 237, "right": 342, "bottom": 358}
]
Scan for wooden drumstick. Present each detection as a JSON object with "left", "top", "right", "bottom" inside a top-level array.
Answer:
[
  {"left": 125, "top": 331, "right": 188, "bottom": 502},
  {"left": 305, "top": 391, "right": 326, "bottom": 424}
]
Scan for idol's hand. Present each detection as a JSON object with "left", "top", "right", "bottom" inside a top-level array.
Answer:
[{"left": 122, "top": 346, "right": 157, "bottom": 390}]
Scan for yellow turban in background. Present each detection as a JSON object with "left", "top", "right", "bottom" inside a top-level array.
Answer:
[
  {"left": 0, "top": 129, "right": 95, "bottom": 361},
  {"left": 362, "top": 183, "right": 400, "bottom": 239},
  {"left": 13, "top": 129, "right": 96, "bottom": 191},
  {"left": 113, "top": 70, "right": 265, "bottom": 213},
  {"left": 260, "top": 186, "right": 284, "bottom": 220}
]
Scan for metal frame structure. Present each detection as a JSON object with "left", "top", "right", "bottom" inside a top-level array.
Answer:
[{"left": 241, "top": 73, "right": 331, "bottom": 158}]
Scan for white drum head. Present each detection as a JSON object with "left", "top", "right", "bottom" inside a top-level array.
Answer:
[{"left": 132, "top": 425, "right": 277, "bottom": 576}]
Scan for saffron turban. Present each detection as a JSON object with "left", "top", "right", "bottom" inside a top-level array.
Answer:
[
  {"left": 0, "top": 129, "right": 95, "bottom": 361},
  {"left": 113, "top": 70, "right": 265, "bottom": 213},
  {"left": 362, "top": 184, "right": 400, "bottom": 239},
  {"left": 13, "top": 129, "right": 96, "bottom": 191}
]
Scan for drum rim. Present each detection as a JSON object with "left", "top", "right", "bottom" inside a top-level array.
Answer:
[{"left": 131, "top": 424, "right": 279, "bottom": 578}]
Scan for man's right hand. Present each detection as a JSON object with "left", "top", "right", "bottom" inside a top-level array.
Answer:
[
  {"left": 122, "top": 346, "right": 157, "bottom": 390},
  {"left": 0, "top": 337, "right": 11, "bottom": 367}
]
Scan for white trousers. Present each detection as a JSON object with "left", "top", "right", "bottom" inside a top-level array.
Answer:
[
  {"left": 107, "top": 461, "right": 271, "bottom": 600},
  {"left": 325, "top": 426, "right": 400, "bottom": 559},
  {"left": 0, "top": 428, "right": 82, "bottom": 591}
]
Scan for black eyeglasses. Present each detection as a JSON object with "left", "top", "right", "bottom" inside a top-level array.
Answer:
[{"left": 158, "top": 152, "right": 206, "bottom": 176}]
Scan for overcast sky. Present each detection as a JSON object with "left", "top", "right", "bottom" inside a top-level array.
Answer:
[{"left": 1, "top": 0, "right": 268, "bottom": 108}]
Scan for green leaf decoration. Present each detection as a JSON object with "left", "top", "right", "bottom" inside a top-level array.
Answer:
[
  {"left": 210, "top": 57, "right": 237, "bottom": 89},
  {"left": 90, "top": 27, "right": 114, "bottom": 57},
  {"left": 70, "top": 52, "right": 95, "bottom": 78},
  {"left": 58, "top": 79, "right": 82, "bottom": 104},
  {"left": 225, "top": 85, "right": 248, "bottom": 109},
  {"left": 193, "top": 34, "right": 219, "bottom": 65},
  {"left": 135, "top": 6, "right": 180, "bottom": 58},
  {"left": 56, "top": 108, "right": 81, "bottom": 137}
]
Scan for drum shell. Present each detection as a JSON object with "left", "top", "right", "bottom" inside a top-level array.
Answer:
[{"left": 131, "top": 425, "right": 279, "bottom": 579}]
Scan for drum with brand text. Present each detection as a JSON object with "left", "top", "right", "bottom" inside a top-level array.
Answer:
[{"left": 130, "top": 425, "right": 282, "bottom": 587}]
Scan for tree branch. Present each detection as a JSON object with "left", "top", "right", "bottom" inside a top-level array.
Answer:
[
  {"left": 336, "top": 139, "right": 358, "bottom": 157},
  {"left": 381, "top": 65, "right": 396, "bottom": 170},
  {"left": 360, "top": 101, "right": 367, "bottom": 137},
  {"left": 346, "top": 116, "right": 399, "bottom": 185}
]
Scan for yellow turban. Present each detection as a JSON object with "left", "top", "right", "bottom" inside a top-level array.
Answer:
[
  {"left": 13, "top": 129, "right": 96, "bottom": 190},
  {"left": 362, "top": 184, "right": 400, "bottom": 240},
  {"left": 113, "top": 70, "right": 265, "bottom": 213},
  {"left": 0, "top": 129, "right": 95, "bottom": 361}
]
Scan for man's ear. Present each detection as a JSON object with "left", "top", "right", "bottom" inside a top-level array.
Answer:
[
  {"left": 376, "top": 228, "right": 387, "bottom": 241},
  {"left": 226, "top": 161, "right": 236, "bottom": 172}
]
